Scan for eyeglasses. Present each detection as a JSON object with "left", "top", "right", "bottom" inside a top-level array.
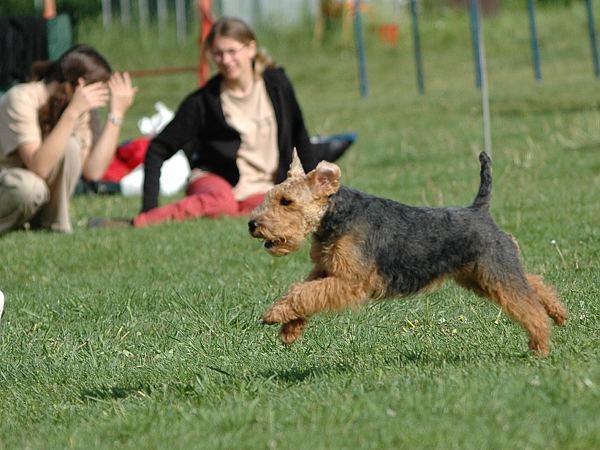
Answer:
[{"left": 211, "top": 44, "right": 248, "bottom": 60}]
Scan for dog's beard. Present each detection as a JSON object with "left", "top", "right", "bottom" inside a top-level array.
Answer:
[
  {"left": 262, "top": 234, "right": 305, "bottom": 256},
  {"left": 250, "top": 225, "right": 306, "bottom": 256}
]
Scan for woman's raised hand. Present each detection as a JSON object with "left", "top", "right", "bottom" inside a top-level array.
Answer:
[{"left": 108, "top": 72, "right": 137, "bottom": 118}]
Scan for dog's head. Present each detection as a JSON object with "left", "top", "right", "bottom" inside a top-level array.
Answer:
[{"left": 248, "top": 150, "right": 341, "bottom": 256}]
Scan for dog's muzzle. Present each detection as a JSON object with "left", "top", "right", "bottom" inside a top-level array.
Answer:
[{"left": 248, "top": 219, "right": 286, "bottom": 252}]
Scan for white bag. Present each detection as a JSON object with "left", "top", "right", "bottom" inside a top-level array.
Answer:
[{"left": 120, "top": 102, "right": 190, "bottom": 197}]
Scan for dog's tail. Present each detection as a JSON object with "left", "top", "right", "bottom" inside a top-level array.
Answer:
[{"left": 471, "top": 151, "right": 492, "bottom": 209}]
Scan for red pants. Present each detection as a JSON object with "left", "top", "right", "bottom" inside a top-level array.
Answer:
[{"left": 133, "top": 174, "right": 266, "bottom": 227}]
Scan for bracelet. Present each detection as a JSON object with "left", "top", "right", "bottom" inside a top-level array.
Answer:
[{"left": 107, "top": 112, "right": 123, "bottom": 126}]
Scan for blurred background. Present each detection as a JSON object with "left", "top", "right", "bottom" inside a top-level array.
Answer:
[{"left": 2, "top": 0, "right": 599, "bottom": 197}]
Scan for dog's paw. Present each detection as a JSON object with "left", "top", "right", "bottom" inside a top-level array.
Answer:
[
  {"left": 528, "top": 338, "right": 550, "bottom": 357},
  {"left": 280, "top": 319, "right": 308, "bottom": 345},
  {"left": 263, "top": 302, "right": 298, "bottom": 324}
]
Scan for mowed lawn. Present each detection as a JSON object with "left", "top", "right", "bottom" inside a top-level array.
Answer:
[{"left": 1, "top": 4, "right": 599, "bottom": 449}]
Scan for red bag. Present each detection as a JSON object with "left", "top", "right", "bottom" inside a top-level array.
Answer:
[{"left": 102, "top": 137, "right": 151, "bottom": 182}]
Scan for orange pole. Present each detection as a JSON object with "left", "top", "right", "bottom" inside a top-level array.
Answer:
[
  {"left": 43, "top": 0, "right": 56, "bottom": 18},
  {"left": 198, "top": 0, "right": 214, "bottom": 86}
]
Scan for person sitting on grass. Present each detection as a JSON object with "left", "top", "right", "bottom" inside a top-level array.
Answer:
[
  {"left": 0, "top": 44, "right": 137, "bottom": 235},
  {"left": 90, "top": 16, "right": 351, "bottom": 229}
]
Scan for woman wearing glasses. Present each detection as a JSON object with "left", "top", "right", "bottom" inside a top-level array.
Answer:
[{"left": 132, "top": 16, "right": 349, "bottom": 227}]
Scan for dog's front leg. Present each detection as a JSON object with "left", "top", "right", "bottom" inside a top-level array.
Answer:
[
  {"left": 264, "top": 267, "right": 327, "bottom": 345},
  {"left": 279, "top": 318, "right": 309, "bottom": 345},
  {"left": 264, "top": 276, "right": 368, "bottom": 345},
  {"left": 263, "top": 276, "right": 368, "bottom": 325}
]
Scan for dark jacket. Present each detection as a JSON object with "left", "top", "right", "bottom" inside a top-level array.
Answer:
[
  {"left": 141, "top": 67, "right": 317, "bottom": 212},
  {"left": 0, "top": 16, "right": 48, "bottom": 90}
]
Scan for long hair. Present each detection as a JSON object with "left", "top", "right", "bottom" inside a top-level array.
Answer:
[
  {"left": 32, "top": 45, "right": 112, "bottom": 137},
  {"left": 203, "top": 17, "right": 276, "bottom": 77}
]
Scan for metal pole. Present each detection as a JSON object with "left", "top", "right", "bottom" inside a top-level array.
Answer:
[
  {"left": 252, "top": 0, "right": 261, "bottom": 29},
  {"left": 410, "top": 0, "right": 425, "bottom": 94},
  {"left": 138, "top": 0, "right": 149, "bottom": 29},
  {"left": 120, "top": 0, "right": 131, "bottom": 27},
  {"left": 471, "top": 0, "right": 492, "bottom": 156},
  {"left": 176, "top": 0, "right": 187, "bottom": 44},
  {"left": 157, "top": 0, "right": 167, "bottom": 38},
  {"left": 527, "top": 0, "right": 543, "bottom": 81},
  {"left": 354, "top": 0, "right": 369, "bottom": 98},
  {"left": 479, "top": 14, "right": 492, "bottom": 157},
  {"left": 586, "top": 0, "right": 600, "bottom": 78},
  {"left": 102, "top": 0, "right": 112, "bottom": 27},
  {"left": 469, "top": 0, "right": 482, "bottom": 89}
]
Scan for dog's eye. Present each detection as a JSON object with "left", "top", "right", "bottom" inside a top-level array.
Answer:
[{"left": 280, "top": 197, "right": 293, "bottom": 206}]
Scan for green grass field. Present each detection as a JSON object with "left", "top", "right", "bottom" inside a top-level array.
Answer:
[{"left": 1, "top": 4, "right": 599, "bottom": 449}]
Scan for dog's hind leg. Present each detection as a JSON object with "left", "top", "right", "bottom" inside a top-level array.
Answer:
[
  {"left": 456, "top": 267, "right": 552, "bottom": 355},
  {"left": 491, "top": 283, "right": 551, "bottom": 355},
  {"left": 526, "top": 274, "right": 567, "bottom": 326}
]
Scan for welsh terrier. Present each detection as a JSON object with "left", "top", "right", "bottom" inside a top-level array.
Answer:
[{"left": 248, "top": 151, "right": 567, "bottom": 355}]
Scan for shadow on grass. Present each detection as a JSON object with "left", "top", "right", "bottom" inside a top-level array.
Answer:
[
  {"left": 256, "top": 348, "right": 531, "bottom": 386},
  {"left": 255, "top": 351, "right": 496, "bottom": 384},
  {"left": 565, "top": 142, "right": 600, "bottom": 152},
  {"left": 80, "top": 385, "right": 152, "bottom": 402},
  {"left": 381, "top": 349, "right": 528, "bottom": 367},
  {"left": 257, "top": 363, "right": 354, "bottom": 384}
]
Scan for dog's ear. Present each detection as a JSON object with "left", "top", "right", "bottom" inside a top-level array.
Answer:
[
  {"left": 287, "top": 148, "right": 305, "bottom": 178},
  {"left": 307, "top": 161, "right": 341, "bottom": 197}
]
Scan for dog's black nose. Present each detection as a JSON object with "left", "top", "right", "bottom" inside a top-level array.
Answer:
[{"left": 248, "top": 220, "right": 257, "bottom": 234}]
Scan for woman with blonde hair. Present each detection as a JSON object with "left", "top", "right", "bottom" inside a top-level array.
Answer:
[
  {"left": 0, "top": 44, "right": 136, "bottom": 234},
  {"left": 130, "top": 16, "right": 349, "bottom": 227}
]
